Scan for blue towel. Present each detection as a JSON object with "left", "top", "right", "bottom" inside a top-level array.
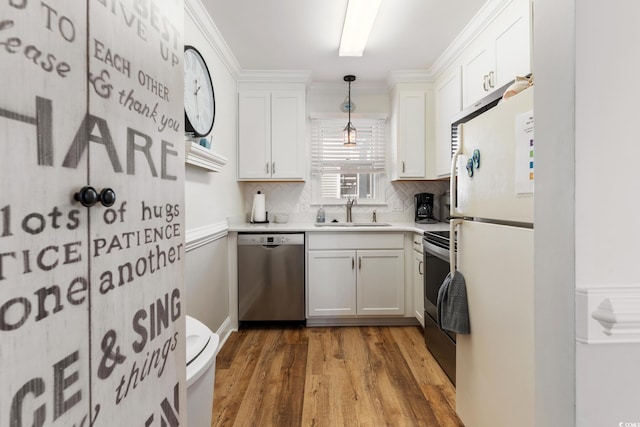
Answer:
[{"left": 437, "top": 270, "right": 470, "bottom": 334}]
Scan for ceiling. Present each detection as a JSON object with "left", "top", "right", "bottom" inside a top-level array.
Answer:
[{"left": 203, "top": 0, "right": 488, "bottom": 85}]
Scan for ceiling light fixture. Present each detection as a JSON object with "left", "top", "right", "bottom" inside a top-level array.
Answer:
[
  {"left": 343, "top": 75, "right": 357, "bottom": 147},
  {"left": 339, "top": 0, "right": 382, "bottom": 57}
]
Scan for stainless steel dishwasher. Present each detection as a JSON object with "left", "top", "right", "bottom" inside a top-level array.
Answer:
[{"left": 237, "top": 233, "right": 305, "bottom": 323}]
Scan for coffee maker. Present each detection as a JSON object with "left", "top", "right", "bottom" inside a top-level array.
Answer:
[{"left": 415, "top": 193, "right": 437, "bottom": 224}]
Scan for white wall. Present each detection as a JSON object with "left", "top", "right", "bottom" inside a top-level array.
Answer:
[
  {"left": 533, "top": 0, "right": 576, "bottom": 425},
  {"left": 536, "top": 1, "right": 640, "bottom": 425},
  {"left": 183, "top": 0, "right": 243, "bottom": 334},
  {"left": 573, "top": 1, "right": 640, "bottom": 424},
  {"left": 240, "top": 84, "right": 449, "bottom": 222}
]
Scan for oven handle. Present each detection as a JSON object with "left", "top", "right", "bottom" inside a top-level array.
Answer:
[
  {"left": 423, "top": 238, "right": 450, "bottom": 263},
  {"left": 450, "top": 219, "right": 463, "bottom": 275}
]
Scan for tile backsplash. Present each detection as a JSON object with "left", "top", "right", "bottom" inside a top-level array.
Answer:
[{"left": 241, "top": 179, "right": 449, "bottom": 223}]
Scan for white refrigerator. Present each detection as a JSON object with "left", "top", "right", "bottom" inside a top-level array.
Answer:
[{"left": 450, "top": 88, "right": 534, "bottom": 427}]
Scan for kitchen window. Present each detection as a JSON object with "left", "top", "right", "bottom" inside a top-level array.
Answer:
[{"left": 311, "top": 117, "right": 386, "bottom": 205}]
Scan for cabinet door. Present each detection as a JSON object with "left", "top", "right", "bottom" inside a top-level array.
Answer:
[
  {"left": 462, "top": 44, "right": 493, "bottom": 109},
  {"left": 413, "top": 250, "right": 425, "bottom": 327},
  {"left": 271, "top": 91, "right": 304, "bottom": 179},
  {"left": 397, "top": 91, "right": 426, "bottom": 178},
  {"left": 435, "top": 68, "right": 462, "bottom": 176},
  {"left": 238, "top": 91, "right": 271, "bottom": 179},
  {"left": 493, "top": 0, "right": 531, "bottom": 89},
  {"left": 308, "top": 250, "right": 357, "bottom": 316},
  {"left": 357, "top": 250, "right": 405, "bottom": 315}
]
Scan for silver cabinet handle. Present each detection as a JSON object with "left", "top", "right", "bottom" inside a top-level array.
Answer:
[
  {"left": 402, "top": 161, "right": 405, "bottom": 173},
  {"left": 272, "top": 162, "right": 275, "bottom": 174},
  {"left": 358, "top": 257, "right": 361, "bottom": 270},
  {"left": 482, "top": 75, "right": 489, "bottom": 91},
  {"left": 488, "top": 71, "right": 495, "bottom": 88},
  {"left": 352, "top": 257, "right": 355, "bottom": 269},
  {"left": 419, "top": 260, "right": 423, "bottom": 275},
  {"left": 266, "top": 162, "right": 269, "bottom": 174}
]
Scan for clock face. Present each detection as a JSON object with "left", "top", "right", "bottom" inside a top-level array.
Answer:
[{"left": 184, "top": 46, "right": 215, "bottom": 137}]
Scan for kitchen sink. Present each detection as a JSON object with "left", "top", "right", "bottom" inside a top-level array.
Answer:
[{"left": 314, "top": 222, "right": 391, "bottom": 227}]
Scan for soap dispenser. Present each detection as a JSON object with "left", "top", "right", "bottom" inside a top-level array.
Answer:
[{"left": 316, "top": 205, "right": 325, "bottom": 223}]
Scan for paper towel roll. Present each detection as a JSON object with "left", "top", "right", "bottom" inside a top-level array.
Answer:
[{"left": 251, "top": 191, "right": 266, "bottom": 222}]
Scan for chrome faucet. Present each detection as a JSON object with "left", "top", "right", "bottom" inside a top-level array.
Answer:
[{"left": 346, "top": 196, "right": 356, "bottom": 222}]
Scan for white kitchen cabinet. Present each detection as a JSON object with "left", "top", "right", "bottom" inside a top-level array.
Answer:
[
  {"left": 412, "top": 234, "right": 425, "bottom": 327},
  {"left": 308, "top": 249, "right": 405, "bottom": 317},
  {"left": 307, "top": 250, "right": 357, "bottom": 316},
  {"left": 434, "top": 66, "right": 462, "bottom": 177},
  {"left": 307, "top": 233, "right": 405, "bottom": 318},
  {"left": 357, "top": 250, "right": 405, "bottom": 315},
  {"left": 395, "top": 90, "right": 426, "bottom": 178},
  {"left": 238, "top": 88, "right": 305, "bottom": 180},
  {"left": 462, "top": 0, "right": 531, "bottom": 108},
  {"left": 389, "top": 84, "right": 438, "bottom": 180}
]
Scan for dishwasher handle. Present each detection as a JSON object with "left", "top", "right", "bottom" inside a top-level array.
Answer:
[
  {"left": 262, "top": 244, "right": 280, "bottom": 249},
  {"left": 237, "top": 233, "right": 305, "bottom": 246}
]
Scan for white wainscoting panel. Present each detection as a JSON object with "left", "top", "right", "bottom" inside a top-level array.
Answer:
[
  {"left": 576, "top": 286, "right": 640, "bottom": 344},
  {"left": 185, "top": 221, "right": 229, "bottom": 252}
]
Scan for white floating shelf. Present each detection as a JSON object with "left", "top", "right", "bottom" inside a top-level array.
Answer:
[{"left": 184, "top": 140, "right": 227, "bottom": 172}]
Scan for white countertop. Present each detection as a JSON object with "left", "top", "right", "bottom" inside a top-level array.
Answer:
[{"left": 228, "top": 221, "right": 450, "bottom": 234}]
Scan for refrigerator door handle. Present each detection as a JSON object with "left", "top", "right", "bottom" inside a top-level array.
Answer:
[
  {"left": 450, "top": 123, "right": 464, "bottom": 219},
  {"left": 450, "top": 218, "right": 462, "bottom": 275}
]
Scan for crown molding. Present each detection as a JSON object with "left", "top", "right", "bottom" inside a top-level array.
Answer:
[
  {"left": 308, "top": 81, "right": 389, "bottom": 95},
  {"left": 185, "top": 0, "right": 242, "bottom": 79},
  {"left": 237, "top": 70, "right": 313, "bottom": 84},
  {"left": 387, "top": 70, "right": 433, "bottom": 86},
  {"left": 186, "top": 0, "right": 512, "bottom": 89},
  {"left": 429, "top": 0, "right": 513, "bottom": 80}
]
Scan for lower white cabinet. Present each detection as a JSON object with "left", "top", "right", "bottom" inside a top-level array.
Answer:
[
  {"left": 307, "top": 233, "right": 405, "bottom": 317},
  {"left": 413, "top": 248, "right": 425, "bottom": 327},
  {"left": 307, "top": 250, "right": 357, "bottom": 316},
  {"left": 357, "top": 250, "right": 405, "bottom": 315}
]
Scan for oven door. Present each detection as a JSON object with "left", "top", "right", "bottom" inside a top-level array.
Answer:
[{"left": 423, "top": 238, "right": 456, "bottom": 343}]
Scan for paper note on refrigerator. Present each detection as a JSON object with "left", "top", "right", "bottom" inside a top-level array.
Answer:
[{"left": 515, "top": 110, "right": 534, "bottom": 194}]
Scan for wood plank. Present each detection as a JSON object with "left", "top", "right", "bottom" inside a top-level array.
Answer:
[{"left": 213, "top": 326, "right": 464, "bottom": 427}]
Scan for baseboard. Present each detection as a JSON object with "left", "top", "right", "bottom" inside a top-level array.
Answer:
[
  {"left": 306, "top": 317, "right": 420, "bottom": 327},
  {"left": 214, "top": 316, "right": 235, "bottom": 354}
]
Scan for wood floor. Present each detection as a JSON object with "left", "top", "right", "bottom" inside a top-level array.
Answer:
[{"left": 211, "top": 325, "right": 463, "bottom": 427}]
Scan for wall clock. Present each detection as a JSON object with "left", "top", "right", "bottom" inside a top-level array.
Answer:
[{"left": 184, "top": 45, "right": 215, "bottom": 137}]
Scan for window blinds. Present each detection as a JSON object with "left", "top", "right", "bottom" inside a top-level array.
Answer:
[{"left": 311, "top": 118, "right": 386, "bottom": 175}]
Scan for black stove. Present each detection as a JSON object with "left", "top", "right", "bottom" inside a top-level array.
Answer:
[
  {"left": 423, "top": 230, "right": 453, "bottom": 251},
  {"left": 422, "top": 228, "right": 456, "bottom": 384}
]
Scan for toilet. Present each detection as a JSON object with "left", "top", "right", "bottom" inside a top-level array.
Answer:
[{"left": 186, "top": 315, "right": 219, "bottom": 426}]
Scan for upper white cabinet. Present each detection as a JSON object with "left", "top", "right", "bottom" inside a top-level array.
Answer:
[
  {"left": 462, "top": 0, "right": 532, "bottom": 108},
  {"left": 238, "top": 86, "right": 305, "bottom": 180},
  {"left": 390, "top": 83, "right": 438, "bottom": 180},
  {"left": 434, "top": 67, "right": 462, "bottom": 177},
  {"left": 394, "top": 90, "right": 426, "bottom": 178}
]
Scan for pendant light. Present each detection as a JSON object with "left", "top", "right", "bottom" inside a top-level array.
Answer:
[{"left": 343, "top": 75, "right": 356, "bottom": 147}]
